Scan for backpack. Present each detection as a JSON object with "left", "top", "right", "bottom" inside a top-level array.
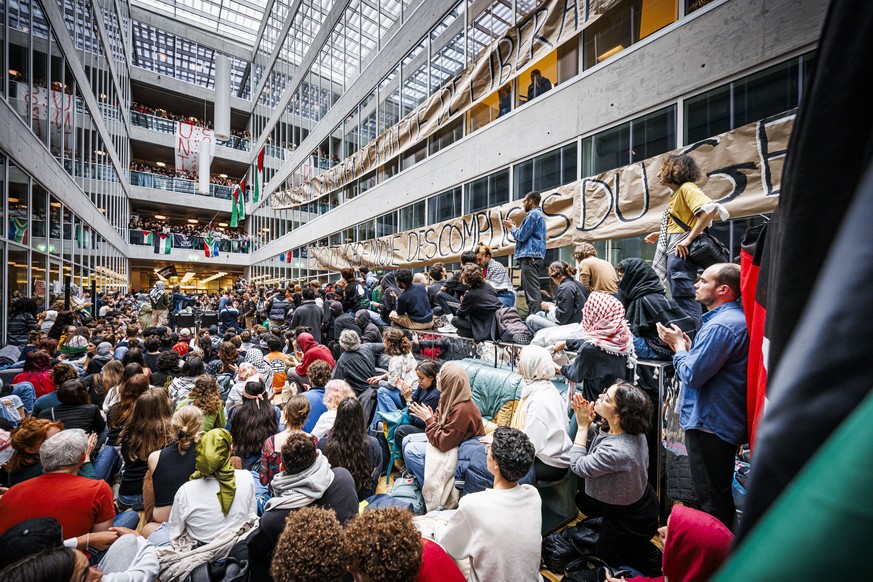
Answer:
[
  {"left": 215, "top": 371, "right": 235, "bottom": 402},
  {"left": 354, "top": 281, "right": 371, "bottom": 310},
  {"left": 493, "top": 306, "right": 533, "bottom": 344},
  {"left": 387, "top": 476, "right": 425, "bottom": 515}
]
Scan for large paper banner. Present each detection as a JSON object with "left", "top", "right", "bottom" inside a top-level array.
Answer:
[
  {"left": 17, "top": 83, "right": 75, "bottom": 149},
  {"left": 308, "top": 111, "right": 792, "bottom": 270},
  {"left": 175, "top": 122, "right": 216, "bottom": 174},
  {"left": 273, "top": 0, "right": 613, "bottom": 209}
]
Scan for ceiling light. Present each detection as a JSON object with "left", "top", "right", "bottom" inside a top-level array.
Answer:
[
  {"left": 95, "top": 150, "right": 106, "bottom": 156},
  {"left": 219, "top": 174, "right": 228, "bottom": 178},
  {"left": 597, "top": 45, "right": 625, "bottom": 62},
  {"left": 187, "top": 219, "right": 199, "bottom": 223},
  {"left": 50, "top": 202, "right": 61, "bottom": 208},
  {"left": 156, "top": 161, "right": 166, "bottom": 167},
  {"left": 218, "top": 222, "right": 228, "bottom": 227},
  {"left": 155, "top": 214, "right": 166, "bottom": 220},
  {"left": 8, "top": 198, "right": 18, "bottom": 203},
  {"left": 98, "top": 208, "right": 105, "bottom": 213}
]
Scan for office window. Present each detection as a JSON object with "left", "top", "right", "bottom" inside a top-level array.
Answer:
[
  {"left": 465, "top": 170, "right": 509, "bottom": 213},
  {"left": 428, "top": 187, "right": 462, "bottom": 224},
  {"left": 582, "top": 105, "right": 676, "bottom": 176},
  {"left": 400, "top": 200, "right": 426, "bottom": 230},
  {"left": 514, "top": 143, "right": 578, "bottom": 199}
]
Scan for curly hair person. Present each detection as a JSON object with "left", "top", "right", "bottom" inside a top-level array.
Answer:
[
  {"left": 382, "top": 327, "right": 411, "bottom": 356},
  {"left": 460, "top": 263, "right": 485, "bottom": 288},
  {"left": 306, "top": 359, "right": 332, "bottom": 388},
  {"left": 344, "top": 507, "right": 423, "bottom": 582},
  {"left": 280, "top": 430, "right": 317, "bottom": 475},
  {"left": 324, "top": 397, "right": 372, "bottom": 497},
  {"left": 658, "top": 153, "right": 701, "bottom": 186},
  {"left": 490, "top": 426, "right": 536, "bottom": 482},
  {"left": 188, "top": 375, "right": 222, "bottom": 416},
  {"left": 608, "top": 381, "right": 653, "bottom": 435},
  {"left": 156, "top": 349, "right": 180, "bottom": 374},
  {"left": 269, "top": 506, "right": 346, "bottom": 582}
]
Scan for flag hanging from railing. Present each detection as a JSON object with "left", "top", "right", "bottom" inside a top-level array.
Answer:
[
  {"left": 204, "top": 237, "right": 220, "bottom": 258},
  {"left": 254, "top": 147, "right": 264, "bottom": 203},
  {"left": 157, "top": 233, "right": 173, "bottom": 254}
]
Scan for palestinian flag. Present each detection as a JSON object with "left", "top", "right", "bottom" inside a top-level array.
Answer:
[
  {"left": 142, "top": 230, "right": 154, "bottom": 245},
  {"left": 254, "top": 147, "right": 264, "bottom": 203},
  {"left": 9, "top": 217, "right": 28, "bottom": 244},
  {"left": 157, "top": 233, "right": 173, "bottom": 254},
  {"left": 230, "top": 177, "right": 246, "bottom": 228},
  {"left": 204, "top": 237, "right": 220, "bottom": 258},
  {"left": 76, "top": 224, "right": 90, "bottom": 249},
  {"left": 735, "top": 0, "right": 873, "bottom": 543},
  {"left": 739, "top": 224, "right": 770, "bottom": 451}
]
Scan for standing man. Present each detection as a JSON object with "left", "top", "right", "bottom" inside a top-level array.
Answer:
[
  {"left": 148, "top": 281, "right": 170, "bottom": 327},
  {"left": 657, "top": 263, "right": 748, "bottom": 527},
  {"left": 526, "top": 69, "right": 552, "bottom": 102},
  {"left": 503, "top": 191, "right": 547, "bottom": 317}
]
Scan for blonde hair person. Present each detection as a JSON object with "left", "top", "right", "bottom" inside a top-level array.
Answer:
[
  {"left": 311, "top": 380, "right": 355, "bottom": 439},
  {"left": 142, "top": 405, "right": 205, "bottom": 538}
]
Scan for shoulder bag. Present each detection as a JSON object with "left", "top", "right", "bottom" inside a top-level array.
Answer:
[{"left": 669, "top": 212, "right": 731, "bottom": 268}]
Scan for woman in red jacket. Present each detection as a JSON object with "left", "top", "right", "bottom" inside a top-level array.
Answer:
[
  {"left": 287, "top": 332, "right": 335, "bottom": 391},
  {"left": 13, "top": 350, "right": 55, "bottom": 398}
]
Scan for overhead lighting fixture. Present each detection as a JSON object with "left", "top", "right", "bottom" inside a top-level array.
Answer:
[
  {"left": 155, "top": 214, "right": 166, "bottom": 220},
  {"left": 219, "top": 174, "right": 228, "bottom": 178},
  {"left": 156, "top": 161, "right": 166, "bottom": 167},
  {"left": 218, "top": 222, "right": 228, "bottom": 227},
  {"left": 187, "top": 219, "right": 199, "bottom": 224},
  {"left": 8, "top": 198, "right": 18, "bottom": 203},
  {"left": 95, "top": 150, "right": 106, "bottom": 156},
  {"left": 597, "top": 45, "right": 625, "bottom": 62},
  {"left": 50, "top": 202, "right": 61, "bottom": 208},
  {"left": 201, "top": 272, "right": 228, "bottom": 284},
  {"left": 98, "top": 208, "right": 106, "bottom": 213}
]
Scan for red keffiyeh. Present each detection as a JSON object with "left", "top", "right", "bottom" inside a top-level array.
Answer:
[{"left": 580, "top": 292, "right": 636, "bottom": 364}]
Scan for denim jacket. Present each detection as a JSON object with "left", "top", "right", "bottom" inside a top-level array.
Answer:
[
  {"left": 511, "top": 207, "right": 547, "bottom": 259},
  {"left": 673, "top": 301, "right": 749, "bottom": 445}
]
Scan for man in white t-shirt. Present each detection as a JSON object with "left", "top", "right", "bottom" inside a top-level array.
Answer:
[{"left": 439, "top": 427, "right": 543, "bottom": 582}]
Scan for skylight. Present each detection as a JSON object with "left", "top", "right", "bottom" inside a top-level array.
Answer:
[{"left": 132, "top": 0, "right": 270, "bottom": 46}]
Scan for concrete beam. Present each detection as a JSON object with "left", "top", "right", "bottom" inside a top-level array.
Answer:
[
  {"left": 249, "top": 0, "right": 826, "bottom": 262},
  {"left": 127, "top": 185, "right": 236, "bottom": 213},
  {"left": 0, "top": 99, "right": 129, "bottom": 254},
  {"left": 130, "top": 67, "right": 252, "bottom": 113},
  {"left": 249, "top": 0, "right": 458, "bottom": 214},
  {"left": 129, "top": 125, "right": 253, "bottom": 165}
]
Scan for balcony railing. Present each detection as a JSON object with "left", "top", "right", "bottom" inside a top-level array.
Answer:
[
  {"left": 127, "top": 229, "right": 256, "bottom": 254},
  {"left": 129, "top": 110, "right": 252, "bottom": 152},
  {"left": 129, "top": 171, "right": 250, "bottom": 201}
]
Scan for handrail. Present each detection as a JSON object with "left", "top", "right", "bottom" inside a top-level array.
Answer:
[
  {"left": 126, "top": 229, "right": 257, "bottom": 254},
  {"left": 129, "top": 171, "right": 248, "bottom": 200},
  {"left": 128, "top": 110, "right": 253, "bottom": 152}
]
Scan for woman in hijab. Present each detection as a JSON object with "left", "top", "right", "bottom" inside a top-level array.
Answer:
[
  {"left": 287, "top": 332, "right": 335, "bottom": 392},
  {"left": 402, "top": 363, "right": 484, "bottom": 487},
  {"left": 85, "top": 341, "right": 114, "bottom": 375},
  {"left": 165, "top": 428, "right": 257, "bottom": 546},
  {"left": 616, "top": 258, "right": 698, "bottom": 360},
  {"left": 557, "top": 293, "right": 636, "bottom": 401},
  {"left": 613, "top": 505, "right": 733, "bottom": 582}
]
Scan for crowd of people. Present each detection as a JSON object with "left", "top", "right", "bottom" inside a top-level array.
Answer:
[
  {"left": 129, "top": 103, "right": 252, "bottom": 143},
  {"left": 0, "top": 154, "right": 744, "bottom": 581},
  {"left": 127, "top": 218, "right": 252, "bottom": 243},
  {"left": 128, "top": 161, "right": 243, "bottom": 188}
]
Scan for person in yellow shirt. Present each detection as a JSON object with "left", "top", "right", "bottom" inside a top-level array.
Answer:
[{"left": 645, "top": 154, "right": 725, "bottom": 325}]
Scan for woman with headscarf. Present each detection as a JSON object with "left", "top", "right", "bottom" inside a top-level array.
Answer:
[
  {"left": 616, "top": 258, "right": 698, "bottom": 360},
  {"left": 85, "top": 341, "right": 114, "bottom": 375},
  {"left": 148, "top": 281, "right": 171, "bottom": 327},
  {"left": 244, "top": 348, "right": 274, "bottom": 389},
  {"left": 615, "top": 505, "right": 733, "bottom": 582},
  {"left": 377, "top": 271, "right": 401, "bottom": 324},
  {"left": 354, "top": 309, "right": 382, "bottom": 343},
  {"left": 557, "top": 293, "right": 636, "bottom": 401},
  {"left": 402, "top": 363, "right": 484, "bottom": 487},
  {"left": 165, "top": 428, "right": 257, "bottom": 547},
  {"left": 286, "top": 332, "right": 335, "bottom": 392}
]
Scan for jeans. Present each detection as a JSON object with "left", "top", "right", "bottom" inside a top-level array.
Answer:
[
  {"left": 113, "top": 509, "right": 141, "bottom": 529},
  {"left": 10, "top": 382, "right": 36, "bottom": 413},
  {"left": 367, "top": 311, "right": 388, "bottom": 327},
  {"left": 496, "top": 289, "right": 516, "bottom": 307},
  {"left": 117, "top": 493, "right": 144, "bottom": 511},
  {"left": 252, "top": 470, "right": 271, "bottom": 516},
  {"left": 370, "top": 382, "right": 404, "bottom": 433},
  {"left": 526, "top": 312, "right": 557, "bottom": 333},
  {"left": 519, "top": 257, "right": 544, "bottom": 316},
  {"left": 402, "top": 433, "right": 429, "bottom": 486},
  {"left": 667, "top": 254, "right": 702, "bottom": 327},
  {"left": 92, "top": 446, "right": 121, "bottom": 483},
  {"left": 435, "top": 292, "right": 460, "bottom": 317},
  {"left": 633, "top": 336, "right": 661, "bottom": 360},
  {"left": 147, "top": 522, "right": 172, "bottom": 547}
]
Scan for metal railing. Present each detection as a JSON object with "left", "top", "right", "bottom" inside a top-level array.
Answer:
[
  {"left": 126, "top": 229, "right": 257, "bottom": 254},
  {"left": 128, "top": 110, "right": 252, "bottom": 152},
  {"left": 129, "top": 171, "right": 249, "bottom": 200}
]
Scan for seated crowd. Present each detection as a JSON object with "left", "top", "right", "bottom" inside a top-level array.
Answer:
[
  {"left": 0, "top": 250, "right": 744, "bottom": 581},
  {"left": 127, "top": 218, "right": 251, "bottom": 243}
]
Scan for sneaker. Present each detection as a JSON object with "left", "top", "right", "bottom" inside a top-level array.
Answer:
[{"left": 438, "top": 323, "right": 458, "bottom": 334}]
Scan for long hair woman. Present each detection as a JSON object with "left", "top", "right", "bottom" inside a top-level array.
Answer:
[
  {"left": 4, "top": 418, "right": 64, "bottom": 486},
  {"left": 142, "top": 405, "right": 204, "bottom": 541},
  {"left": 229, "top": 379, "right": 278, "bottom": 470},
  {"left": 103, "top": 362, "right": 145, "bottom": 414},
  {"left": 168, "top": 356, "right": 204, "bottom": 403},
  {"left": 177, "top": 375, "right": 226, "bottom": 432},
  {"left": 106, "top": 372, "right": 150, "bottom": 446},
  {"left": 259, "top": 394, "right": 312, "bottom": 487},
  {"left": 87, "top": 359, "right": 123, "bottom": 409},
  {"left": 117, "top": 388, "right": 174, "bottom": 510},
  {"left": 318, "top": 397, "right": 382, "bottom": 500}
]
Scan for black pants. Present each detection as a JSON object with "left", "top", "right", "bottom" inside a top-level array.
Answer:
[
  {"left": 394, "top": 423, "right": 425, "bottom": 455},
  {"left": 435, "top": 291, "right": 460, "bottom": 317},
  {"left": 685, "top": 429, "right": 738, "bottom": 528},
  {"left": 452, "top": 316, "right": 474, "bottom": 338},
  {"left": 535, "top": 458, "right": 569, "bottom": 482},
  {"left": 576, "top": 485, "right": 662, "bottom": 576},
  {"left": 519, "top": 257, "right": 543, "bottom": 315}
]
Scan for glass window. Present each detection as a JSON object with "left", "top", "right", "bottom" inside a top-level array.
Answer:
[
  {"left": 428, "top": 187, "right": 462, "bottom": 224},
  {"left": 583, "top": 106, "right": 675, "bottom": 176},
  {"left": 684, "top": 85, "right": 731, "bottom": 145},
  {"left": 465, "top": 169, "right": 509, "bottom": 213},
  {"left": 400, "top": 200, "right": 425, "bottom": 230},
  {"left": 32, "top": 184, "right": 48, "bottom": 251},
  {"left": 518, "top": 51, "right": 558, "bottom": 107},
  {"left": 631, "top": 107, "right": 676, "bottom": 162},
  {"left": 7, "top": 163, "right": 29, "bottom": 245},
  {"left": 358, "top": 220, "right": 375, "bottom": 241},
  {"left": 514, "top": 143, "right": 578, "bottom": 199},
  {"left": 401, "top": 141, "right": 427, "bottom": 171},
  {"left": 376, "top": 212, "right": 398, "bottom": 237},
  {"left": 8, "top": 246, "right": 30, "bottom": 306},
  {"left": 430, "top": 118, "right": 464, "bottom": 154}
]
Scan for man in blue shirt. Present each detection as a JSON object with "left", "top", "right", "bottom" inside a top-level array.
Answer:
[
  {"left": 657, "top": 262, "right": 748, "bottom": 527},
  {"left": 389, "top": 269, "right": 434, "bottom": 331},
  {"left": 503, "top": 191, "right": 547, "bottom": 316}
]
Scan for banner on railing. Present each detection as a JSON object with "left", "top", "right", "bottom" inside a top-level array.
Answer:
[
  {"left": 175, "top": 122, "right": 216, "bottom": 174},
  {"left": 272, "top": 0, "right": 611, "bottom": 209},
  {"left": 308, "top": 112, "right": 792, "bottom": 270},
  {"left": 173, "top": 234, "right": 194, "bottom": 249},
  {"left": 16, "top": 83, "right": 74, "bottom": 148}
]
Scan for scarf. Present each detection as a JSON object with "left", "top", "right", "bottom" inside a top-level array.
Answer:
[
  {"left": 190, "top": 429, "right": 237, "bottom": 516},
  {"left": 580, "top": 293, "right": 636, "bottom": 365},
  {"left": 663, "top": 505, "right": 733, "bottom": 582},
  {"left": 618, "top": 258, "right": 667, "bottom": 333},
  {"left": 512, "top": 345, "right": 558, "bottom": 430},
  {"left": 149, "top": 281, "right": 166, "bottom": 304},
  {"left": 435, "top": 363, "right": 473, "bottom": 428},
  {"left": 265, "top": 452, "right": 335, "bottom": 511},
  {"left": 652, "top": 208, "right": 670, "bottom": 285},
  {"left": 244, "top": 349, "right": 273, "bottom": 387}
]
